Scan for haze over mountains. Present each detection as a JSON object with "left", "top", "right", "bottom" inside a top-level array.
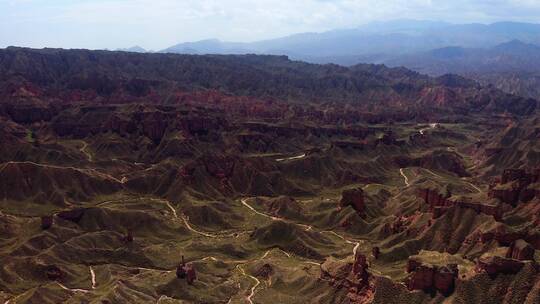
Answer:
[
  {"left": 114, "top": 19, "right": 539, "bottom": 100},
  {"left": 155, "top": 20, "right": 540, "bottom": 59}
]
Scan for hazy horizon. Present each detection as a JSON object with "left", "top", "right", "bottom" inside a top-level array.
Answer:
[{"left": 2, "top": 0, "right": 540, "bottom": 51}]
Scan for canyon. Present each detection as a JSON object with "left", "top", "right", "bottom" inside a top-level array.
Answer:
[{"left": 0, "top": 48, "right": 538, "bottom": 304}]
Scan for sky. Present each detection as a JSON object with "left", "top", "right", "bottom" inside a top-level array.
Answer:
[{"left": 2, "top": 0, "right": 540, "bottom": 50}]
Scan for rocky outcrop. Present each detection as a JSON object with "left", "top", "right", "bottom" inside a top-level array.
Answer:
[
  {"left": 475, "top": 256, "right": 525, "bottom": 277},
  {"left": 263, "top": 196, "right": 305, "bottom": 220},
  {"left": 479, "top": 225, "right": 540, "bottom": 250},
  {"left": 433, "top": 265, "right": 459, "bottom": 296},
  {"left": 418, "top": 188, "right": 504, "bottom": 220},
  {"left": 505, "top": 239, "right": 535, "bottom": 261},
  {"left": 121, "top": 229, "right": 134, "bottom": 243},
  {"left": 489, "top": 168, "right": 540, "bottom": 206},
  {"left": 41, "top": 216, "right": 53, "bottom": 230},
  {"left": 407, "top": 262, "right": 435, "bottom": 292},
  {"left": 340, "top": 188, "right": 366, "bottom": 216},
  {"left": 406, "top": 258, "right": 458, "bottom": 296},
  {"left": 4, "top": 103, "right": 57, "bottom": 124},
  {"left": 44, "top": 265, "right": 64, "bottom": 281},
  {"left": 331, "top": 140, "right": 367, "bottom": 150},
  {"left": 377, "top": 130, "right": 400, "bottom": 146},
  {"left": 394, "top": 151, "right": 469, "bottom": 177},
  {"left": 372, "top": 247, "right": 380, "bottom": 260},
  {"left": 320, "top": 253, "right": 374, "bottom": 303},
  {"left": 176, "top": 256, "right": 197, "bottom": 285},
  {"left": 255, "top": 263, "right": 274, "bottom": 279},
  {"left": 57, "top": 208, "right": 86, "bottom": 223}
]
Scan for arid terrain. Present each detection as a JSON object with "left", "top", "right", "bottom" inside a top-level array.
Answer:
[{"left": 0, "top": 48, "right": 538, "bottom": 304}]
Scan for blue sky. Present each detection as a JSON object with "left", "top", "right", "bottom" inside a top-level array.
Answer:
[{"left": 2, "top": 0, "right": 540, "bottom": 50}]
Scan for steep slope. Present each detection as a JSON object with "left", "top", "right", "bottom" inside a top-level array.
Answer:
[{"left": 0, "top": 47, "right": 536, "bottom": 117}]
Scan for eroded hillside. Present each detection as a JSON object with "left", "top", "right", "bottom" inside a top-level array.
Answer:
[{"left": 0, "top": 49, "right": 538, "bottom": 304}]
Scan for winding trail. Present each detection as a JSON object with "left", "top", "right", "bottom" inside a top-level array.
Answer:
[
  {"left": 233, "top": 249, "right": 277, "bottom": 304},
  {"left": 56, "top": 282, "right": 91, "bottom": 294},
  {"left": 241, "top": 197, "right": 364, "bottom": 265},
  {"left": 0, "top": 161, "right": 125, "bottom": 184},
  {"left": 181, "top": 213, "right": 218, "bottom": 238},
  {"left": 79, "top": 141, "right": 93, "bottom": 162},
  {"left": 149, "top": 197, "right": 251, "bottom": 239},
  {"left": 238, "top": 265, "right": 260, "bottom": 304},
  {"left": 321, "top": 230, "right": 362, "bottom": 259},
  {"left": 240, "top": 198, "right": 313, "bottom": 231},
  {"left": 424, "top": 169, "right": 483, "bottom": 193},
  {"left": 148, "top": 198, "right": 221, "bottom": 238},
  {"left": 149, "top": 198, "right": 178, "bottom": 219},
  {"left": 400, "top": 168, "right": 410, "bottom": 186},
  {"left": 241, "top": 198, "right": 280, "bottom": 221},
  {"left": 89, "top": 266, "right": 96, "bottom": 289},
  {"left": 276, "top": 153, "right": 306, "bottom": 162},
  {"left": 419, "top": 123, "right": 438, "bottom": 135},
  {"left": 462, "top": 179, "right": 483, "bottom": 193}
]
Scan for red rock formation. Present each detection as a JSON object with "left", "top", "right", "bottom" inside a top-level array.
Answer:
[
  {"left": 141, "top": 112, "right": 169, "bottom": 143},
  {"left": 480, "top": 225, "right": 524, "bottom": 246},
  {"left": 45, "top": 265, "right": 64, "bottom": 281},
  {"left": 372, "top": 247, "right": 381, "bottom": 260},
  {"left": 122, "top": 229, "right": 134, "bottom": 243},
  {"left": 57, "top": 208, "right": 86, "bottom": 223},
  {"left": 352, "top": 253, "right": 370, "bottom": 284},
  {"left": 255, "top": 263, "right": 274, "bottom": 279},
  {"left": 340, "top": 188, "right": 366, "bottom": 216},
  {"left": 433, "top": 265, "right": 458, "bottom": 296},
  {"left": 505, "top": 239, "right": 535, "bottom": 261},
  {"left": 320, "top": 254, "right": 374, "bottom": 303},
  {"left": 332, "top": 140, "right": 366, "bottom": 150},
  {"left": 176, "top": 256, "right": 197, "bottom": 285},
  {"left": 476, "top": 256, "right": 525, "bottom": 277},
  {"left": 418, "top": 188, "right": 504, "bottom": 220},
  {"left": 41, "top": 216, "right": 53, "bottom": 230},
  {"left": 489, "top": 168, "right": 540, "bottom": 205},
  {"left": 178, "top": 163, "right": 196, "bottom": 184},
  {"left": 185, "top": 263, "right": 197, "bottom": 285},
  {"left": 407, "top": 264, "right": 435, "bottom": 292},
  {"left": 406, "top": 258, "right": 458, "bottom": 296},
  {"left": 176, "top": 265, "right": 186, "bottom": 279},
  {"left": 377, "top": 130, "right": 399, "bottom": 146},
  {"left": 204, "top": 155, "right": 236, "bottom": 179}
]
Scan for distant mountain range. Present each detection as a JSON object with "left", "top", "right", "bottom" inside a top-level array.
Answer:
[
  {"left": 113, "top": 19, "right": 540, "bottom": 99},
  {"left": 157, "top": 20, "right": 540, "bottom": 60},
  {"left": 384, "top": 40, "right": 540, "bottom": 99},
  {"left": 115, "top": 46, "right": 147, "bottom": 53},
  {"left": 386, "top": 40, "right": 540, "bottom": 74}
]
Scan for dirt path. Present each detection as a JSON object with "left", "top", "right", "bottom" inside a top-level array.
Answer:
[
  {"left": 180, "top": 213, "right": 219, "bottom": 238},
  {"left": 0, "top": 161, "right": 125, "bottom": 184},
  {"left": 90, "top": 266, "right": 96, "bottom": 289},
  {"left": 240, "top": 198, "right": 313, "bottom": 231},
  {"left": 239, "top": 265, "right": 260, "bottom": 304},
  {"left": 400, "top": 168, "right": 410, "bottom": 186},
  {"left": 149, "top": 198, "right": 178, "bottom": 219},
  {"left": 241, "top": 197, "right": 364, "bottom": 263},
  {"left": 462, "top": 179, "right": 483, "bottom": 193},
  {"left": 419, "top": 123, "right": 438, "bottom": 135},
  {"left": 276, "top": 153, "right": 306, "bottom": 162},
  {"left": 321, "top": 230, "right": 362, "bottom": 259},
  {"left": 56, "top": 282, "right": 91, "bottom": 294},
  {"left": 79, "top": 141, "right": 93, "bottom": 162}
]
